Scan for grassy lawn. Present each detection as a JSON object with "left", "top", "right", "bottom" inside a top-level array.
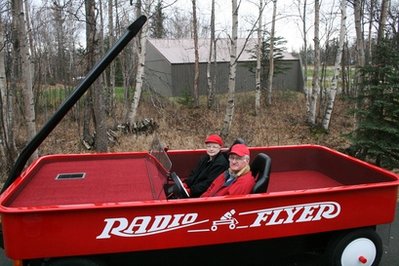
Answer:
[{"left": 304, "top": 65, "right": 356, "bottom": 88}]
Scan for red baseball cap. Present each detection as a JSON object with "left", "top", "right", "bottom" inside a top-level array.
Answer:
[
  {"left": 229, "top": 144, "right": 250, "bottom": 157},
  {"left": 205, "top": 134, "right": 223, "bottom": 146}
]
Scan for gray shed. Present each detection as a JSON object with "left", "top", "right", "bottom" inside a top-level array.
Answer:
[{"left": 144, "top": 38, "right": 304, "bottom": 97}]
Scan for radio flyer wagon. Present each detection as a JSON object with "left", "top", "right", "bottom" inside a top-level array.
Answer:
[{"left": 0, "top": 16, "right": 398, "bottom": 266}]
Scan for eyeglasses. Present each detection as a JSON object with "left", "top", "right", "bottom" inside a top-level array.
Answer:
[
  {"left": 206, "top": 144, "right": 221, "bottom": 149},
  {"left": 228, "top": 155, "right": 245, "bottom": 162}
]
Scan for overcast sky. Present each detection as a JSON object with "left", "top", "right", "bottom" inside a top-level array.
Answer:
[
  {"left": 171, "top": 0, "right": 348, "bottom": 53},
  {"left": 30, "top": 0, "right": 355, "bottom": 52}
]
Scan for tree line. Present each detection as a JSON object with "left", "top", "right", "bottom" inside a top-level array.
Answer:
[{"left": 0, "top": 0, "right": 398, "bottom": 178}]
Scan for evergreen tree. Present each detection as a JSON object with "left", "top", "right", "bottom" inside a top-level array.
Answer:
[
  {"left": 348, "top": 38, "right": 399, "bottom": 169},
  {"left": 247, "top": 34, "right": 288, "bottom": 89},
  {"left": 149, "top": 0, "right": 166, "bottom": 38}
]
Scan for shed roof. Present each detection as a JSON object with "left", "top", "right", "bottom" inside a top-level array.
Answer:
[{"left": 147, "top": 38, "right": 298, "bottom": 64}]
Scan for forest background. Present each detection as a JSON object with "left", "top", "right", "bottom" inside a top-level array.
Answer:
[{"left": 1, "top": 0, "right": 399, "bottom": 188}]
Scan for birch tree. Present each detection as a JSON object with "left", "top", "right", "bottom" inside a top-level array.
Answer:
[
  {"left": 53, "top": 0, "right": 66, "bottom": 83},
  {"left": 12, "top": 0, "right": 37, "bottom": 159},
  {"left": 307, "top": 0, "right": 320, "bottom": 125},
  {"left": 207, "top": 0, "right": 216, "bottom": 109},
  {"left": 94, "top": 0, "right": 107, "bottom": 151},
  {"left": 352, "top": 0, "right": 366, "bottom": 129},
  {"left": 127, "top": 1, "right": 150, "bottom": 126},
  {"left": 366, "top": 0, "right": 375, "bottom": 62},
  {"left": 0, "top": 19, "right": 17, "bottom": 166},
  {"left": 0, "top": 21, "right": 5, "bottom": 160},
  {"left": 221, "top": 0, "right": 238, "bottom": 138},
  {"left": 192, "top": 0, "right": 200, "bottom": 107},
  {"left": 322, "top": 0, "right": 346, "bottom": 131},
  {"left": 107, "top": 0, "right": 116, "bottom": 113},
  {"left": 83, "top": 0, "right": 95, "bottom": 149},
  {"left": 82, "top": 0, "right": 107, "bottom": 151},
  {"left": 255, "top": 0, "right": 263, "bottom": 116},
  {"left": 122, "top": 1, "right": 139, "bottom": 123},
  {"left": 377, "top": 0, "right": 389, "bottom": 45},
  {"left": 354, "top": 0, "right": 366, "bottom": 70},
  {"left": 267, "top": 0, "right": 277, "bottom": 105},
  {"left": 296, "top": 0, "right": 310, "bottom": 115}
]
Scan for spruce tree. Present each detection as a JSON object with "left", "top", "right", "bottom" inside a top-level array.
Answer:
[{"left": 349, "top": 39, "right": 399, "bottom": 169}]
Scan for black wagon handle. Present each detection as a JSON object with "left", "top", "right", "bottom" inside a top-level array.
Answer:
[{"left": 1, "top": 15, "right": 147, "bottom": 193}]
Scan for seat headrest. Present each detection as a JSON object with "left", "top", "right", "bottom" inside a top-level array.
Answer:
[{"left": 250, "top": 153, "right": 272, "bottom": 193}]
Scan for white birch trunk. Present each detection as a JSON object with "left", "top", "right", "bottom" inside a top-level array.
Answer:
[
  {"left": 367, "top": 1, "right": 374, "bottom": 63},
  {"left": 267, "top": 0, "right": 277, "bottom": 105},
  {"left": 18, "top": 0, "right": 37, "bottom": 159},
  {"left": 302, "top": 0, "right": 311, "bottom": 116},
  {"left": 24, "top": 0, "right": 35, "bottom": 81},
  {"left": 354, "top": 0, "right": 365, "bottom": 68},
  {"left": 353, "top": 0, "right": 365, "bottom": 129},
  {"left": 128, "top": 10, "right": 148, "bottom": 125},
  {"left": 255, "top": 0, "right": 263, "bottom": 116},
  {"left": 308, "top": 0, "right": 320, "bottom": 125},
  {"left": 221, "top": 0, "right": 238, "bottom": 137},
  {"left": 377, "top": 0, "right": 389, "bottom": 45},
  {"left": 108, "top": 0, "right": 116, "bottom": 111},
  {"left": 192, "top": 0, "right": 200, "bottom": 107},
  {"left": 207, "top": 0, "right": 215, "bottom": 109},
  {"left": 212, "top": 38, "right": 217, "bottom": 107},
  {"left": 322, "top": 0, "right": 346, "bottom": 131},
  {"left": 0, "top": 22, "right": 9, "bottom": 158}
]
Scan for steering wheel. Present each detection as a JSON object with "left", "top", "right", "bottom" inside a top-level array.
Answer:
[{"left": 170, "top": 172, "right": 190, "bottom": 198}]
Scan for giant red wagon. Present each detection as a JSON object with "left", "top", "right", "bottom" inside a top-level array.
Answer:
[
  {"left": 0, "top": 15, "right": 398, "bottom": 266},
  {"left": 0, "top": 144, "right": 398, "bottom": 265}
]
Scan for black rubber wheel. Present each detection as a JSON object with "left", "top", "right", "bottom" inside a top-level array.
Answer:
[{"left": 325, "top": 228, "right": 382, "bottom": 266}]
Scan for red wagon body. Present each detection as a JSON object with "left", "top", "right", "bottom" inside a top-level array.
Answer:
[
  {"left": 0, "top": 144, "right": 397, "bottom": 265},
  {"left": 1, "top": 16, "right": 398, "bottom": 266}
]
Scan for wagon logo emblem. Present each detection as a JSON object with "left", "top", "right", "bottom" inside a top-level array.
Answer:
[
  {"left": 211, "top": 209, "right": 238, "bottom": 231},
  {"left": 97, "top": 201, "right": 341, "bottom": 239},
  {"left": 242, "top": 201, "right": 341, "bottom": 227},
  {"left": 96, "top": 213, "right": 208, "bottom": 239}
]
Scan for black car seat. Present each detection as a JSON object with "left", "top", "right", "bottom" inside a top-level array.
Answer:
[{"left": 250, "top": 153, "right": 272, "bottom": 193}]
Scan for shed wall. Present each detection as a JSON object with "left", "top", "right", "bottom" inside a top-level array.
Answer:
[
  {"left": 145, "top": 41, "right": 173, "bottom": 96},
  {"left": 145, "top": 41, "right": 304, "bottom": 97}
]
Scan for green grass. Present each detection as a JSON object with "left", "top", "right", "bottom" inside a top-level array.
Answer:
[{"left": 304, "top": 66, "right": 356, "bottom": 88}]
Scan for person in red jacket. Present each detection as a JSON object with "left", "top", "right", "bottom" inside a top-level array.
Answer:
[{"left": 201, "top": 143, "right": 254, "bottom": 197}]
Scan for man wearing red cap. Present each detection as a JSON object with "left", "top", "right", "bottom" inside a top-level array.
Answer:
[
  {"left": 201, "top": 143, "right": 255, "bottom": 197},
  {"left": 180, "top": 134, "right": 228, "bottom": 197}
]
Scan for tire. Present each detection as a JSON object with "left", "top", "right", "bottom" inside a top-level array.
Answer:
[
  {"left": 325, "top": 228, "right": 382, "bottom": 266},
  {"left": 46, "top": 257, "right": 106, "bottom": 266}
]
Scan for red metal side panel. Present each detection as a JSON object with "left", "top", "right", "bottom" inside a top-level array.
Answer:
[
  {"left": 1, "top": 184, "right": 397, "bottom": 260},
  {"left": 1, "top": 145, "right": 398, "bottom": 260}
]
